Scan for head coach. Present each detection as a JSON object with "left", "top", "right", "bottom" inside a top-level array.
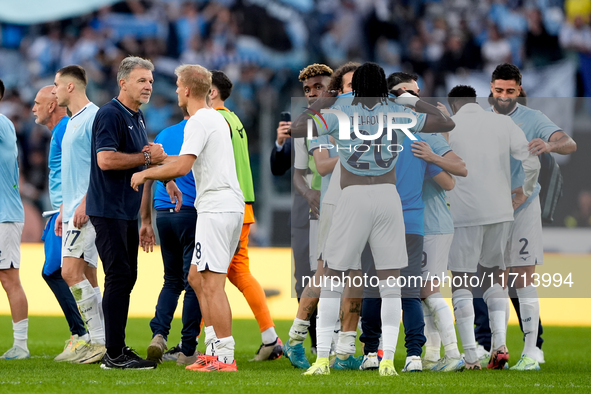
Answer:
[{"left": 86, "top": 56, "right": 167, "bottom": 369}]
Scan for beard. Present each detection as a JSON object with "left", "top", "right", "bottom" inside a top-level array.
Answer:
[{"left": 492, "top": 96, "right": 517, "bottom": 115}]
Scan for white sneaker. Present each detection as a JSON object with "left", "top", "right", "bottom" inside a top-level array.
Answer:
[
  {"left": 432, "top": 355, "right": 465, "bottom": 372},
  {"left": 55, "top": 335, "right": 79, "bottom": 362},
  {"left": 0, "top": 346, "right": 30, "bottom": 360},
  {"left": 401, "top": 356, "right": 422, "bottom": 372},
  {"left": 77, "top": 343, "right": 107, "bottom": 364},
  {"left": 68, "top": 339, "right": 92, "bottom": 363},
  {"left": 422, "top": 358, "right": 439, "bottom": 371},
  {"left": 360, "top": 352, "right": 380, "bottom": 370}
]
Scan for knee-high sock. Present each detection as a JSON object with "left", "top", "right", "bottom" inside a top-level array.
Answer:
[
  {"left": 379, "top": 280, "right": 401, "bottom": 361},
  {"left": 93, "top": 286, "right": 104, "bottom": 330},
  {"left": 71, "top": 280, "right": 105, "bottom": 345},
  {"left": 13, "top": 318, "right": 28, "bottom": 352},
  {"left": 452, "top": 289, "right": 477, "bottom": 363},
  {"left": 516, "top": 285, "right": 539, "bottom": 358},
  {"left": 422, "top": 300, "right": 441, "bottom": 362},
  {"left": 425, "top": 293, "right": 460, "bottom": 358},
  {"left": 483, "top": 283, "right": 508, "bottom": 351},
  {"left": 504, "top": 287, "right": 510, "bottom": 329},
  {"left": 317, "top": 279, "right": 344, "bottom": 359}
]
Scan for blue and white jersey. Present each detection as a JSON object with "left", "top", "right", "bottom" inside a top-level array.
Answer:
[
  {"left": 321, "top": 97, "right": 426, "bottom": 176},
  {"left": 48, "top": 116, "right": 69, "bottom": 210},
  {"left": 492, "top": 103, "right": 560, "bottom": 213},
  {"left": 308, "top": 134, "right": 338, "bottom": 206},
  {"left": 62, "top": 103, "right": 99, "bottom": 222},
  {"left": 418, "top": 133, "right": 454, "bottom": 235},
  {"left": 422, "top": 178, "right": 454, "bottom": 235},
  {"left": 0, "top": 114, "right": 24, "bottom": 223}
]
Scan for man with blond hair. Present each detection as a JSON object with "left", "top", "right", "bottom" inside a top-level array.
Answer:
[
  {"left": 87, "top": 56, "right": 167, "bottom": 369},
  {"left": 131, "top": 64, "right": 244, "bottom": 372}
]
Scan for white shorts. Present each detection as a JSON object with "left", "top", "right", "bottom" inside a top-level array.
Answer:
[
  {"left": 505, "top": 196, "right": 543, "bottom": 268},
  {"left": 0, "top": 223, "right": 23, "bottom": 269},
  {"left": 323, "top": 184, "right": 408, "bottom": 272},
  {"left": 421, "top": 233, "right": 453, "bottom": 281},
  {"left": 192, "top": 212, "right": 243, "bottom": 274},
  {"left": 62, "top": 221, "right": 98, "bottom": 268},
  {"left": 448, "top": 222, "right": 511, "bottom": 273},
  {"left": 316, "top": 203, "right": 336, "bottom": 262}
]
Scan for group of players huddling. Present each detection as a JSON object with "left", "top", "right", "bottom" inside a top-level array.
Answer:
[
  {"left": 0, "top": 56, "right": 575, "bottom": 375},
  {"left": 285, "top": 61, "right": 575, "bottom": 376}
]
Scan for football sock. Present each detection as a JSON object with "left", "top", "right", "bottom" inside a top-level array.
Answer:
[
  {"left": 484, "top": 283, "right": 507, "bottom": 351},
  {"left": 70, "top": 280, "right": 105, "bottom": 345},
  {"left": 93, "top": 286, "right": 104, "bottom": 329},
  {"left": 504, "top": 286, "right": 510, "bottom": 329},
  {"left": 332, "top": 317, "right": 340, "bottom": 354},
  {"left": 335, "top": 331, "right": 356, "bottom": 357},
  {"left": 316, "top": 278, "right": 344, "bottom": 359},
  {"left": 516, "top": 285, "right": 539, "bottom": 358},
  {"left": 452, "top": 288, "right": 477, "bottom": 363},
  {"left": 422, "top": 300, "right": 441, "bottom": 362},
  {"left": 204, "top": 326, "right": 217, "bottom": 356},
  {"left": 261, "top": 327, "right": 277, "bottom": 345},
  {"left": 425, "top": 292, "right": 460, "bottom": 359},
  {"left": 379, "top": 280, "right": 401, "bottom": 362},
  {"left": 214, "top": 336, "right": 235, "bottom": 364},
  {"left": 13, "top": 318, "right": 28, "bottom": 352},
  {"left": 289, "top": 318, "right": 309, "bottom": 345}
]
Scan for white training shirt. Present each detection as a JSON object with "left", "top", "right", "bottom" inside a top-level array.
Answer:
[
  {"left": 447, "top": 103, "right": 540, "bottom": 227},
  {"left": 322, "top": 162, "right": 342, "bottom": 206},
  {"left": 179, "top": 108, "right": 245, "bottom": 214}
]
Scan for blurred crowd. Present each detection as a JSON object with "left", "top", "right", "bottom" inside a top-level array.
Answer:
[{"left": 1, "top": 0, "right": 590, "bottom": 241}]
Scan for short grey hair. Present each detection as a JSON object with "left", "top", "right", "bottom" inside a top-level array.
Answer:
[{"left": 117, "top": 56, "right": 154, "bottom": 84}]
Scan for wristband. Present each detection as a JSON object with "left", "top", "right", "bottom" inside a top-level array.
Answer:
[
  {"left": 144, "top": 151, "right": 151, "bottom": 166},
  {"left": 395, "top": 92, "right": 420, "bottom": 107},
  {"left": 163, "top": 179, "right": 174, "bottom": 187}
]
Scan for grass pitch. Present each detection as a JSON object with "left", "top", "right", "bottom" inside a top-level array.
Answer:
[{"left": 0, "top": 316, "right": 589, "bottom": 393}]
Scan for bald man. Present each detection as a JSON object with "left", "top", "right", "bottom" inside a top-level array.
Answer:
[{"left": 32, "top": 86, "right": 88, "bottom": 361}]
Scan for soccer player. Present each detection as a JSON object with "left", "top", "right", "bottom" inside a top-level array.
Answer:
[
  {"left": 32, "top": 86, "right": 88, "bottom": 361},
  {"left": 0, "top": 78, "right": 29, "bottom": 360},
  {"left": 141, "top": 106, "right": 202, "bottom": 366},
  {"left": 131, "top": 64, "right": 245, "bottom": 372},
  {"left": 52, "top": 65, "right": 106, "bottom": 364},
  {"left": 285, "top": 62, "right": 358, "bottom": 370},
  {"left": 388, "top": 72, "right": 468, "bottom": 371},
  {"left": 293, "top": 62, "right": 454, "bottom": 376},
  {"left": 489, "top": 64, "right": 576, "bottom": 370},
  {"left": 446, "top": 85, "right": 540, "bottom": 370},
  {"left": 209, "top": 70, "right": 282, "bottom": 360},
  {"left": 290, "top": 63, "right": 333, "bottom": 355},
  {"left": 87, "top": 56, "right": 166, "bottom": 370}
]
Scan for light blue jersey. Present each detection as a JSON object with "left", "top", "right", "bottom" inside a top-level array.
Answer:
[
  {"left": 0, "top": 114, "right": 24, "bottom": 223},
  {"left": 493, "top": 103, "right": 560, "bottom": 213},
  {"left": 62, "top": 103, "right": 99, "bottom": 222},
  {"left": 418, "top": 133, "right": 454, "bottom": 235},
  {"left": 321, "top": 97, "right": 426, "bottom": 176},
  {"left": 308, "top": 134, "right": 338, "bottom": 206},
  {"left": 48, "top": 116, "right": 69, "bottom": 210}
]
